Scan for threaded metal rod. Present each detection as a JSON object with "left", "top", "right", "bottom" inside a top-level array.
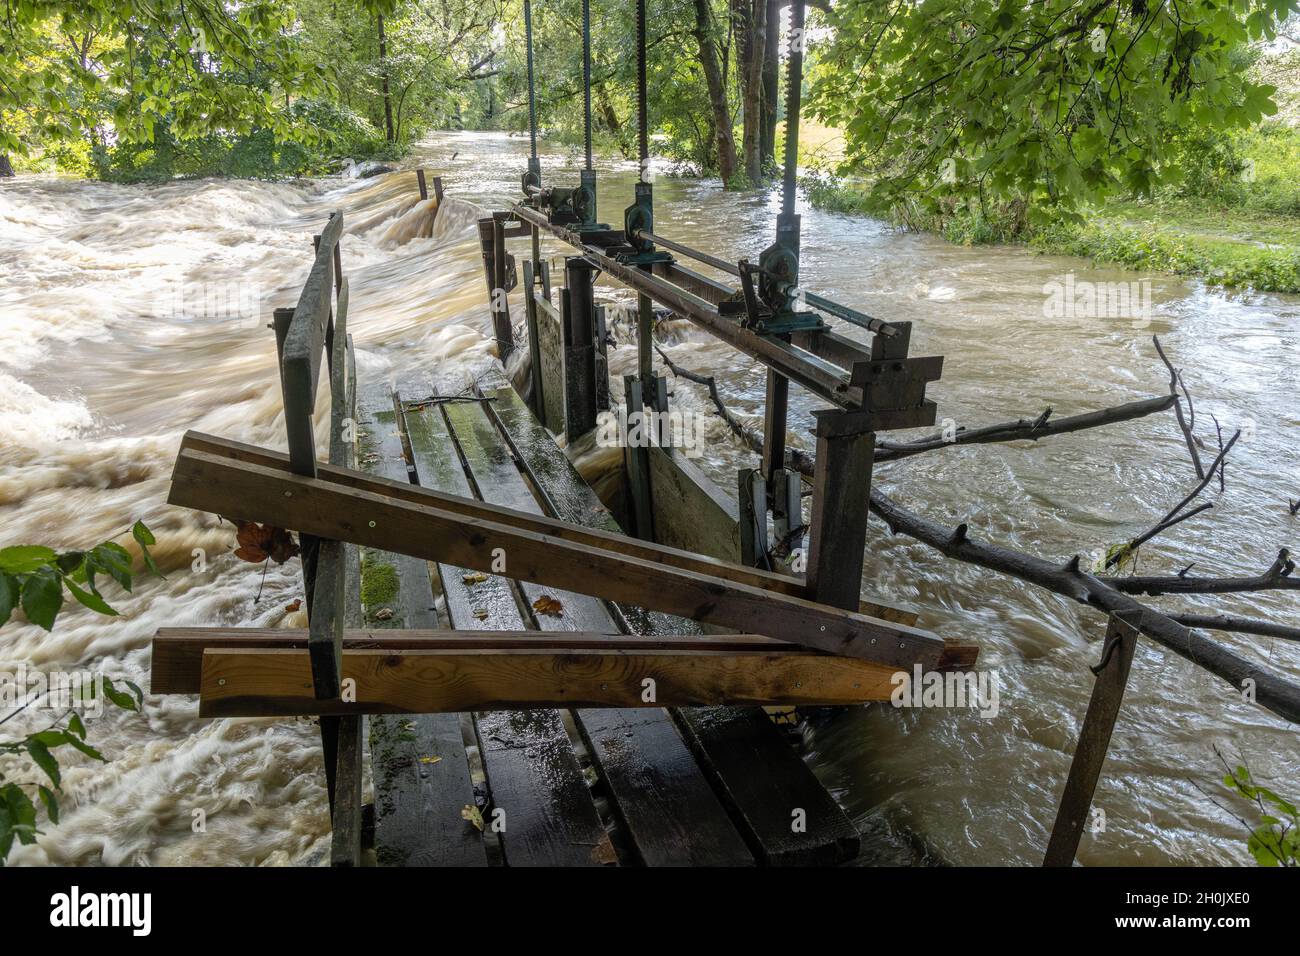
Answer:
[
  {"left": 637, "top": 0, "right": 648, "bottom": 164},
  {"left": 781, "top": 1, "right": 806, "bottom": 218}
]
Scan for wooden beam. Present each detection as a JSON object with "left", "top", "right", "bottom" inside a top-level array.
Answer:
[
  {"left": 1043, "top": 615, "right": 1139, "bottom": 866},
  {"left": 197, "top": 645, "right": 901, "bottom": 717},
  {"left": 168, "top": 442, "right": 948, "bottom": 668},
  {"left": 282, "top": 211, "right": 342, "bottom": 471},
  {"left": 175, "top": 431, "right": 925, "bottom": 627},
  {"left": 153, "top": 627, "right": 832, "bottom": 694}
]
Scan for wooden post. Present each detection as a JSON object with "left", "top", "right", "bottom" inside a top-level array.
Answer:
[
  {"left": 492, "top": 217, "right": 515, "bottom": 360},
  {"left": 432, "top": 175, "right": 444, "bottom": 205},
  {"left": 478, "top": 217, "right": 514, "bottom": 360},
  {"left": 738, "top": 467, "right": 767, "bottom": 567},
  {"left": 1043, "top": 614, "right": 1140, "bottom": 866},
  {"left": 523, "top": 261, "right": 546, "bottom": 418},
  {"left": 623, "top": 376, "right": 655, "bottom": 540},
  {"left": 562, "top": 256, "right": 599, "bottom": 442},
  {"left": 805, "top": 409, "right": 875, "bottom": 610},
  {"left": 416, "top": 168, "right": 428, "bottom": 200}
]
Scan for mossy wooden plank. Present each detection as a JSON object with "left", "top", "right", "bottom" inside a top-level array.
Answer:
[
  {"left": 357, "top": 383, "right": 487, "bottom": 868},
  {"left": 404, "top": 400, "right": 612, "bottom": 868},
  {"left": 479, "top": 387, "right": 764, "bottom": 866},
  {"left": 486, "top": 382, "right": 864, "bottom": 866}
]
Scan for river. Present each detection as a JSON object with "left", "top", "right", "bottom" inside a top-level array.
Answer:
[{"left": 1, "top": 130, "right": 1295, "bottom": 865}]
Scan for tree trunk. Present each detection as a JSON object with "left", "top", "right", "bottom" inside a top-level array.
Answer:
[
  {"left": 692, "top": 0, "right": 739, "bottom": 184},
  {"left": 0, "top": 154, "right": 14, "bottom": 178},
  {"left": 377, "top": 14, "right": 395, "bottom": 143},
  {"left": 734, "top": 0, "right": 767, "bottom": 183},
  {"left": 760, "top": 0, "right": 781, "bottom": 170}
]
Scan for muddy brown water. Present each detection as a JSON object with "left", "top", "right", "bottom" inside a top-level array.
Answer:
[{"left": 1, "top": 130, "right": 1295, "bottom": 865}]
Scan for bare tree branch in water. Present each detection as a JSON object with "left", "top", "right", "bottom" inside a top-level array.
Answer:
[
  {"left": 653, "top": 339, "right": 1300, "bottom": 725},
  {"left": 1171, "top": 613, "right": 1300, "bottom": 644},
  {"left": 1103, "top": 428, "right": 1240, "bottom": 569},
  {"left": 1105, "top": 548, "right": 1296, "bottom": 596},
  {"left": 1154, "top": 334, "right": 1206, "bottom": 480}
]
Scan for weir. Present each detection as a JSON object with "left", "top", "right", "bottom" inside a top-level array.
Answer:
[{"left": 147, "top": 0, "right": 1150, "bottom": 868}]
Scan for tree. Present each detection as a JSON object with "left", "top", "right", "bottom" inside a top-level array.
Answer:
[
  {"left": 693, "top": 0, "right": 740, "bottom": 182},
  {"left": 808, "top": 0, "right": 1300, "bottom": 221}
]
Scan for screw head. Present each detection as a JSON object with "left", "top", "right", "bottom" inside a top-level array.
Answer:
[{"left": 368, "top": 520, "right": 376, "bottom": 528}]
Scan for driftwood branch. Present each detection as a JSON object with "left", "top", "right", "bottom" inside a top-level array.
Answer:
[
  {"left": 1154, "top": 334, "right": 1205, "bottom": 479},
  {"left": 1170, "top": 614, "right": 1300, "bottom": 644},
  {"left": 874, "top": 396, "right": 1176, "bottom": 463},
  {"left": 1106, "top": 549, "right": 1296, "bottom": 596},
  {"left": 1103, "top": 428, "right": 1240, "bottom": 569},
  {"left": 652, "top": 345, "right": 1300, "bottom": 725},
  {"left": 868, "top": 492, "right": 1300, "bottom": 724}
]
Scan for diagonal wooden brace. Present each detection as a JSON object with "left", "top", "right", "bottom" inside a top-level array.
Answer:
[{"left": 168, "top": 433, "right": 958, "bottom": 670}]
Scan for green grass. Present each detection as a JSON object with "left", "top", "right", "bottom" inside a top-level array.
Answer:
[{"left": 800, "top": 122, "right": 1300, "bottom": 294}]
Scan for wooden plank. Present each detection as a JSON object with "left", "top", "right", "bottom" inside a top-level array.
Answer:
[
  {"left": 402, "top": 400, "right": 611, "bottom": 867},
  {"left": 487, "top": 382, "right": 863, "bottom": 866},
  {"left": 401, "top": 401, "right": 520, "bottom": 631},
  {"left": 673, "top": 706, "right": 861, "bottom": 865},
  {"left": 535, "top": 292, "right": 566, "bottom": 434},
  {"left": 153, "top": 627, "right": 818, "bottom": 694},
  {"left": 441, "top": 398, "right": 616, "bottom": 634},
  {"left": 574, "top": 708, "right": 752, "bottom": 866},
  {"left": 178, "top": 430, "right": 923, "bottom": 624},
  {"left": 473, "top": 709, "right": 616, "bottom": 866},
  {"left": 169, "top": 440, "right": 948, "bottom": 668},
  {"left": 282, "top": 211, "right": 343, "bottom": 470},
  {"left": 1043, "top": 615, "right": 1140, "bottom": 867},
  {"left": 647, "top": 446, "right": 741, "bottom": 562},
  {"left": 197, "top": 646, "right": 899, "bottom": 716},
  {"left": 356, "top": 384, "right": 487, "bottom": 868},
  {"left": 329, "top": 715, "right": 364, "bottom": 866}
]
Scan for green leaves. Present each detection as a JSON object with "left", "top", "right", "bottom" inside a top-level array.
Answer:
[
  {"left": 808, "top": 0, "right": 1300, "bottom": 219},
  {"left": 20, "top": 570, "right": 64, "bottom": 632},
  {"left": 1221, "top": 761, "right": 1300, "bottom": 867},
  {"left": 0, "top": 521, "right": 159, "bottom": 632}
]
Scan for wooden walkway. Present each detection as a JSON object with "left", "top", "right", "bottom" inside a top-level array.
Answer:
[{"left": 358, "top": 372, "right": 861, "bottom": 866}]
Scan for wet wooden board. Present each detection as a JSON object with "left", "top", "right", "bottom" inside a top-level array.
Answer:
[
  {"left": 198, "top": 645, "right": 897, "bottom": 715},
  {"left": 403, "top": 401, "right": 612, "bottom": 867},
  {"left": 647, "top": 445, "right": 743, "bottom": 562},
  {"left": 171, "top": 440, "right": 950, "bottom": 665},
  {"left": 575, "top": 708, "right": 752, "bottom": 866},
  {"left": 673, "top": 706, "right": 861, "bottom": 866},
  {"left": 487, "top": 381, "right": 863, "bottom": 866},
  {"left": 357, "top": 383, "right": 487, "bottom": 868},
  {"left": 448, "top": 394, "right": 755, "bottom": 866}
]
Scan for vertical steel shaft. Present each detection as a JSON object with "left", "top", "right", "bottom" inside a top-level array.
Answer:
[
  {"left": 781, "top": 1, "right": 806, "bottom": 218},
  {"left": 582, "top": 0, "right": 593, "bottom": 170},
  {"left": 636, "top": 0, "right": 649, "bottom": 163},
  {"left": 525, "top": 0, "right": 537, "bottom": 160}
]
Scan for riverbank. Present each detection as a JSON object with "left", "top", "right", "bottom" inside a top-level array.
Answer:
[{"left": 795, "top": 122, "right": 1300, "bottom": 294}]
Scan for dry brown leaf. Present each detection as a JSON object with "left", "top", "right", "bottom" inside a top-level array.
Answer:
[
  {"left": 461, "top": 804, "right": 484, "bottom": 831},
  {"left": 284, "top": 599, "right": 302, "bottom": 613},
  {"left": 374, "top": 607, "right": 395, "bottom": 621},
  {"left": 232, "top": 521, "right": 300, "bottom": 565},
  {"left": 462, "top": 572, "right": 488, "bottom": 584},
  {"left": 532, "top": 595, "right": 564, "bottom": 618}
]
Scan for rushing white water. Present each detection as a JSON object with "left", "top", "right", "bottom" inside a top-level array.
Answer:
[{"left": 1, "top": 130, "right": 1296, "bottom": 865}]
